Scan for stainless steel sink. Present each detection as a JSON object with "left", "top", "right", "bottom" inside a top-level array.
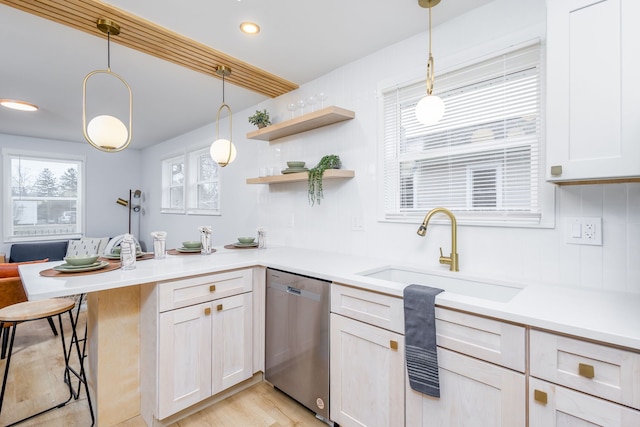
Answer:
[{"left": 357, "top": 266, "right": 524, "bottom": 302}]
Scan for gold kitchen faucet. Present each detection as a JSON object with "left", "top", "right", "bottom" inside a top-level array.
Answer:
[{"left": 417, "top": 207, "right": 459, "bottom": 272}]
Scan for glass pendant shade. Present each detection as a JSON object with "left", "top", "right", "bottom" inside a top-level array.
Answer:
[
  {"left": 210, "top": 138, "right": 237, "bottom": 167},
  {"left": 415, "top": 94, "right": 445, "bottom": 126},
  {"left": 82, "top": 19, "right": 132, "bottom": 153},
  {"left": 87, "top": 115, "right": 129, "bottom": 150}
]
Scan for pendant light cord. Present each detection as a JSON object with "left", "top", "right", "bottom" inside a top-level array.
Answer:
[
  {"left": 106, "top": 31, "right": 111, "bottom": 71},
  {"left": 426, "top": 6, "right": 435, "bottom": 96}
]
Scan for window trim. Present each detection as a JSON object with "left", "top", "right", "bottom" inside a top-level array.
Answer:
[
  {"left": 376, "top": 36, "right": 555, "bottom": 229},
  {"left": 160, "top": 153, "right": 186, "bottom": 214},
  {"left": 160, "top": 146, "right": 221, "bottom": 216},
  {"left": 186, "top": 147, "right": 221, "bottom": 216},
  {"left": 2, "top": 148, "right": 86, "bottom": 243}
]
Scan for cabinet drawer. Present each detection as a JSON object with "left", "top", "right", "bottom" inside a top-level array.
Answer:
[
  {"left": 530, "top": 329, "right": 640, "bottom": 410},
  {"left": 159, "top": 269, "right": 252, "bottom": 312},
  {"left": 331, "top": 283, "right": 404, "bottom": 334},
  {"left": 435, "top": 308, "right": 525, "bottom": 372},
  {"left": 529, "top": 377, "right": 640, "bottom": 426}
]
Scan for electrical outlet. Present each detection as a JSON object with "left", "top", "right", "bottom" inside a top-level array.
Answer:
[
  {"left": 351, "top": 216, "right": 365, "bottom": 231},
  {"left": 565, "top": 217, "right": 602, "bottom": 245}
]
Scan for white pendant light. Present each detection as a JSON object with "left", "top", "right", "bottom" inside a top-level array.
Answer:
[
  {"left": 415, "top": 0, "right": 445, "bottom": 126},
  {"left": 210, "top": 65, "right": 237, "bottom": 167},
  {"left": 82, "top": 19, "right": 133, "bottom": 153}
]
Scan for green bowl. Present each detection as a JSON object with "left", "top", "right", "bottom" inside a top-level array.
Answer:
[
  {"left": 286, "top": 161, "right": 305, "bottom": 168},
  {"left": 182, "top": 241, "right": 202, "bottom": 249},
  {"left": 237, "top": 237, "right": 255, "bottom": 244},
  {"left": 64, "top": 255, "right": 99, "bottom": 266}
]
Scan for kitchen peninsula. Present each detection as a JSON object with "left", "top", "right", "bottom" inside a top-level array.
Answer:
[{"left": 19, "top": 246, "right": 640, "bottom": 426}]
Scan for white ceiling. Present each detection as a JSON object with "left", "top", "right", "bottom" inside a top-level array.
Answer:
[{"left": 0, "top": 0, "right": 493, "bottom": 149}]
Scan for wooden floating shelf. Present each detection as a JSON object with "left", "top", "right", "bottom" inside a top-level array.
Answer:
[
  {"left": 246, "top": 106, "right": 355, "bottom": 141},
  {"left": 246, "top": 169, "right": 355, "bottom": 184}
]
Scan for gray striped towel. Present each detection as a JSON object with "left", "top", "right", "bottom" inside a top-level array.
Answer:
[{"left": 404, "top": 284, "right": 444, "bottom": 397}]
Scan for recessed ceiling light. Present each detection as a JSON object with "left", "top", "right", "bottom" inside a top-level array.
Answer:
[
  {"left": 240, "top": 21, "right": 260, "bottom": 35},
  {"left": 0, "top": 99, "right": 39, "bottom": 112}
]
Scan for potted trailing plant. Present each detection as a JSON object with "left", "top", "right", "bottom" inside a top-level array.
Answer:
[
  {"left": 248, "top": 109, "right": 271, "bottom": 128},
  {"left": 308, "top": 154, "right": 342, "bottom": 206}
]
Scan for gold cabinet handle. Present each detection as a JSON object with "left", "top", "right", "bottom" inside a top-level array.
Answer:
[
  {"left": 209, "top": 285, "right": 216, "bottom": 292},
  {"left": 534, "top": 389, "right": 548, "bottom": 404},
  {"left": 579, "top": 363, "right": 595, "bottom": 379},
  {"left": 204, "top": 307, "right": 211, "bottom": 315},
  {"left": 550, "top": 165, "right": 563, "bottom": 176},
  {"left": 217, "top": 304, "right": 223, "bottom": 311},
  {"left": 390, "top": 340, "right": 398, "bottom": 350}
]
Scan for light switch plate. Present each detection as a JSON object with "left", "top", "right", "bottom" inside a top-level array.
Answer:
[{"left": 565, "top": 217, "right": 602, "bottom": 245}]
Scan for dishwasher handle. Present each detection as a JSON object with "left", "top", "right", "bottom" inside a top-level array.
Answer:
[{"left": 287, "top": 286, "right": 302, "bottom": 296}]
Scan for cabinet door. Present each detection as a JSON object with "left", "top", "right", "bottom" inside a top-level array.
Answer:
[
  {"left": 212, "top": 292, "right": 253, "bottom": 394},
  {"left": 406, "top": 347, "right": 525, "bottom": 427},
  {"left": 546, "top": 0, "right": 640, "bottom": 182},
  {"left": 530, "top": 377, "right": 640, "bottom": 426},
  {"left": 330, "top": 313, "right": 405, "bottom": 427},
  {"left": 158, "top": 302, "right": 212, "bottom": 419}
]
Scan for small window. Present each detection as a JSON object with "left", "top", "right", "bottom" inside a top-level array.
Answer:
[
  {"left": 161, "top": 155, "right": 185, "bottom": 213},
  {"left": 186, "top": 148, "right": 220, "bottom": 215},
  {"left": 161, "top": 148, "right": 220, "bottom": 215},
  {"left": 381, "top": 42, "right": 549, "bottom": 226},
  {"left": 2, "top": 149, "right": 84, "bottom": 241}
]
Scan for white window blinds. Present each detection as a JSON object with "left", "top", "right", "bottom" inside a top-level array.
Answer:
[{"left": 381, "top": 42, "right": 542, "bottom": 225}]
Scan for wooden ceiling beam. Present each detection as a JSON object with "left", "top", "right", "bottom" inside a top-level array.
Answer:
[{"left": 0, "top": 0, "right": 299, "bottom": 98}]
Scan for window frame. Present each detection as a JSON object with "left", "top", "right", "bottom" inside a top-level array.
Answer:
[
  {"left": 186, "top": 147, "right": 221, "bottom": 216},
  {"left": 160, "top": 146, "right": 221, "bottom": 216},
  {"left": 377, "top": 37, "right": 554, "bottom": 228},
  {"left": 160, "top": 154, "right": 186, "bottom": 214},
  {"left": 2, "top": 148, "right": 86, "bottom": 243}
]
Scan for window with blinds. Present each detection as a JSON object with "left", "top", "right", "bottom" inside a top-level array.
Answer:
[{"left": 381, "top": 42, "right": 543, "bottom": 225}]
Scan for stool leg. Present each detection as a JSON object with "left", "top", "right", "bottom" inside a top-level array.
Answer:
[
  {"left": 47, "top": 316, "right": 58, "bottom": 336},
  {"left": 66, "top": 309, "right": 95, "bottom": 426},
  {"left": 0, "top": 323, "right": 17, "bottom": 414},
  {"left": 1, "top": 324, "right": 8, "bottom": 360}
]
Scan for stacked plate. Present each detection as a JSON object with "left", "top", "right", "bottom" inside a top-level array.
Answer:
[
  {"left": 54, "top": 260, "right": 110, "bottom": 273},
  {"left": 103, "top": 252, "right": 145, "bottom": 260},
  {"left": 177, "top": 247, "right": 201, "bottom": 253},
  {"left": 281, "top": 161, "right": 308, "bottom": 174},
  {"left": 233, "top": 237, "right": 258, "bottom": 248}
]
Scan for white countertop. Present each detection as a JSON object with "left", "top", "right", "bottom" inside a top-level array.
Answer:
[{"left": 19, "top": 246, "right": 640, "bottom": 351}]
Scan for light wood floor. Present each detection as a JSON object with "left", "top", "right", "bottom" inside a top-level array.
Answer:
[{"left": 0, "top": 311, "right": 327, "bottom": 427}]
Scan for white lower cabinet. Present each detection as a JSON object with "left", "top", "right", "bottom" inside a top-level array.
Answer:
[
  {"left": 406, "top": 348, "right": 525, "bottom": 426},
  {"left": 529, "top": 329, "right": 640, "bottom": 426},
  {"left": 529, "top": 377, "right": 640, "bottom": 426},
  {"left": 330, "top": 313, "right": 405, "bottom": 427},
  {"left": 140, "top": 268, "right": 255, "bottom": 424},
  {"left": 158, "top": 293, "right": 252, "bottom": 419},
  {"left": 330, "top": 283, "right": 405, "bottom": 427},
  {"left": 406, "top": 308, "right": 526, "bottom": 427}
]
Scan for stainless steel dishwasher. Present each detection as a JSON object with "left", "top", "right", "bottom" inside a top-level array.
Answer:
[{"left": 265, "top": 268, "right": 331, "bottom": 421}]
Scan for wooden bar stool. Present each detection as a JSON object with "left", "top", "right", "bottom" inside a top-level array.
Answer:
[{"left": 0, "top": 299, "right": 94, "bottom": 426}]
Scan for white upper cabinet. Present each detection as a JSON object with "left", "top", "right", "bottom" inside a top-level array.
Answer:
[{"left": 546, "top": 0, "right": 640, "bottom": 183}]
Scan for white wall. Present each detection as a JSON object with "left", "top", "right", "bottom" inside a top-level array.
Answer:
[
  {"left": 237, "top": 0, "right": 637, "bottom": 293},
  {"left": 139, "top": 124, "right": 259, "bottom": 251},
  {"left": 0, "top": 133, "right": 142, "bottom": 254}
]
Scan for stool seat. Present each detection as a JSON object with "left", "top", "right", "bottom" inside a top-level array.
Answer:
[{"left": 0, "top": 299, "right": 75, "bottom": 323}]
